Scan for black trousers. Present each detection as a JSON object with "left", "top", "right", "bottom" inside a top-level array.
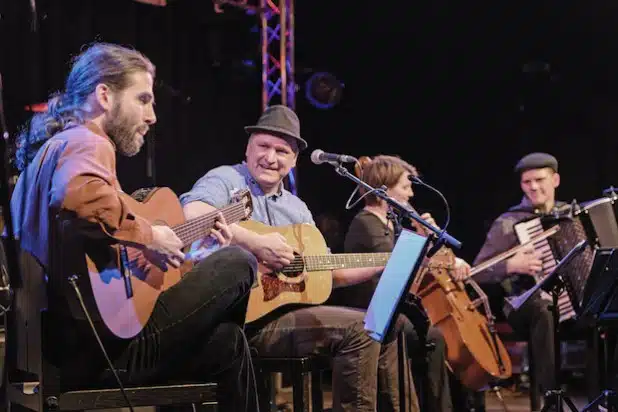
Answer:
[
  {"left": 507, "top": 292, "right": 556, "bottom": 392},
  {"left": 122, "top": 246, "right": 259, "bottom": 411},
  {"left": 49, "top": 246, "right": 260, "bottom": 412},
  {"left": 401, "top": 318, "right": 453, "bottom": 412}
]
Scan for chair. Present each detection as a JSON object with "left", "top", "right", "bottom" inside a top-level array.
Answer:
[
  {"left": 253, "top": 356, "right": 329, "bottom": 412},
  {"left": 3, "top": 232, "right": 219, "bottom": 411}
]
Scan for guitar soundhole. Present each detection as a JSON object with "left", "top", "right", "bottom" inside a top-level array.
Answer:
[{"left": 261, "top": 273, "right": 305, "bottom": 301}]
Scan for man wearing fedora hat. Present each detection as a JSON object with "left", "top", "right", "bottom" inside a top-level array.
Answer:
[
  {"left": 473, "top": 152, "right": 568, "bottom": 405},
  {"left": 180, "top": 105, "right": 416, "bottom": 412}
]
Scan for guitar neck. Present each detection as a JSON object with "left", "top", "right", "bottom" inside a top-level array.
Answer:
[
  {"left": 173, "top": 202, "right": 247, "bottom": 247},
  {"left": 296, "top": 253, "right": 392, "bottom": 272}
]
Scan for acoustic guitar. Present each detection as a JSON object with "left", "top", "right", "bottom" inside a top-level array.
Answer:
[
  {"left": 241, "top": 221, "right": 454, "bottom": 324},
  {"left": 241, "top": 220, "right": 395, "bottom": 323},
  {"left": 241, "top": 220, "right": 560, "bottom": 326},
  {"left": 87, "top": 187, "right": 253, "bottom": 338}
]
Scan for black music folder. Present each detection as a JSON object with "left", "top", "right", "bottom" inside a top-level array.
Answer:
[
  {"left": 580, "top": 247, "right": 618, "bottom": 318},
  {"left": 364, "top": 228, "right": 430, "bottom": 342}
]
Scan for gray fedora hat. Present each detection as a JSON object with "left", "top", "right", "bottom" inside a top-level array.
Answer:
[{"left": 244, "top": 105, "right": 308, "bottom": 151}]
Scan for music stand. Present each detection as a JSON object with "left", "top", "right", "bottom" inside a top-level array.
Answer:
[
  {"left": 364, "top": 228, "right": 431, "bottom": 412},
  {"left": 579, "top": 248, "right": 618, "bottom": 412},
  {"left": 579, "top": 248, "right": 618, "bottom": 321},
  {"left": 509, "top": 240, "right": 588, "bottom": 412},
  {"left": 364, "top": 228, "right": 431, "bottom": 342}
]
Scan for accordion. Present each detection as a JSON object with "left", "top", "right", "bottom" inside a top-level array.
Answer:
[{"left": 513, "top": 197, "right": 618, "bottom": 322}]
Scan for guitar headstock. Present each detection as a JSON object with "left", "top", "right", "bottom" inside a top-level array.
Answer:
[{"left": 231, "top": 189, "right": 253, "bottom": 221}]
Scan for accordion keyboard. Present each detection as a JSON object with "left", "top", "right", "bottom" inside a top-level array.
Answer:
[{"left": 514, "top": 217, "right": 576, "bottom": 322}]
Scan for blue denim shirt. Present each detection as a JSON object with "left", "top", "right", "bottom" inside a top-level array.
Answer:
[{"left": 180, "top": 162, "right": 314, "bottom": 226}]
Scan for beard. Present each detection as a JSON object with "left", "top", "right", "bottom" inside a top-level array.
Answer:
[{"left": 103, "top": 103, "right": 145, "bottom": 157}]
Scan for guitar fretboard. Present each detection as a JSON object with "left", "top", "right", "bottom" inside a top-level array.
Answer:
[
  {"left": 282, "top": 253, "right": 391, "bottom": 273},
  {"left": 173, "top": 202, "right": 248, "bottom": 247}
]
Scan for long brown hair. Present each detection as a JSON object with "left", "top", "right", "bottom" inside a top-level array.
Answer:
[
  {"left": 355, "top": 155, "right": 419, "bottom": 205},
  {"left": 15, "top": 43, "right": 155, "bottom": 171}
]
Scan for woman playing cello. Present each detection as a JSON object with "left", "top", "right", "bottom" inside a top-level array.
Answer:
[{"left": 330, "top": 155, "right": 472, "bottom": 412}]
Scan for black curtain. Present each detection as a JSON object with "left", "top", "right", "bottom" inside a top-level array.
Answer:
[
  {"left": 2, "top": 0, "right": 618, "bottom": 261},
  {"left": 0, "top": 0, "right": 261, "bottom": 194}
]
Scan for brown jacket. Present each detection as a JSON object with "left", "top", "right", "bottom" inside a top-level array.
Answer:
[{"left": 11, "top": 122, "right": 153, "bottom": 270}]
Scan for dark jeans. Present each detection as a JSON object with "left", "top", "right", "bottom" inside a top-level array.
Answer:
[
  {"left": 114, "top": 246, "right": 259, "bottom": 411},
  {"left": 402, "top": 319, "right": 453, "bottom": 412},
  {"left": 247, "top": 305, "right": 416, "bottom": 412}
]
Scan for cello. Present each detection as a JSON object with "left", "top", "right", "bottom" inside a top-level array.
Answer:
[
  {"left": 409, "top": 244, "right": 512, "bottom": 390},
  {"left": 355, "top": 156, "right": 512, "bottom": 390}
]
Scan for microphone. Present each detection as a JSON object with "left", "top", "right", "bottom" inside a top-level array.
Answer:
[{"left": 311, "top": 149, "right": 358, "bottom": 165}]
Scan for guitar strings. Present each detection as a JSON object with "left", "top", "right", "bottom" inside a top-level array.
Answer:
[
  {"left": 175, "top": 210, "right": 246, "bottom": 244},
  {"left": 281, "top": 253, "right": 392, "bottom": 272},
  {"left": 122, "top": 205, "right": 248, "bottom": 262},
  {"left": 174, "top": 203, "right": 244, "bottom": 235},
  {"left": 280, "top": 253, "right": 449, "bottom": 272},
  {"left": 174, "top": 205, "right": 247, "bottom": 246}
]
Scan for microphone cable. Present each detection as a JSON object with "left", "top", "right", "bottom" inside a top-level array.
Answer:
[{"left": 409, "top": 175, "right": 452, "bottom": 234}]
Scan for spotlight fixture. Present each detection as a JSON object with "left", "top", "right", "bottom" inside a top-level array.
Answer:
[{"left": 305, "top": 72, "right": 344, "bottom": 110}]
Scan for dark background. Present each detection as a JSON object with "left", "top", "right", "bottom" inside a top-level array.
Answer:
[{"left": 2, "top": 0, "right": 618, "bottom": 262}]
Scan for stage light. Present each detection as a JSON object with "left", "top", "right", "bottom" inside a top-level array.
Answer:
[{"left": 305, "top": 72, "right": 344, "bottom": 110}]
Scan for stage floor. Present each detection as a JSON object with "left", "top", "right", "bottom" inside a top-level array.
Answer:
[{"left": 275, "top": 382, "right": 596, "bottom": 412}]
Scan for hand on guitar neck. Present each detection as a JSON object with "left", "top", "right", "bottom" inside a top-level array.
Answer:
[
  {"left": 184, "top": 200, "right": 296, "bottom": 269},
  {"left": 184, "top": 212, "right": 234, "bottom": 263},
  {"left": 145, "top": 212, "right": 234, "bottom": 269}
]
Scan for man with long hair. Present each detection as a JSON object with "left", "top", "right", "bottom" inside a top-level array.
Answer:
[{"left": 11, "top": 43, "right": 259, "bottom": 411}]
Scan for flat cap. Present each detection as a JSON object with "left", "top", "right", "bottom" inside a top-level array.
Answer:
[{"left": 514, "top": 152, "right": 558, "bottom": 174}]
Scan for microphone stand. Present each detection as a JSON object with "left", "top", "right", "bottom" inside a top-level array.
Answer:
[{"left": 330, "top": 162, "right": 462, "bottom": 253}]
